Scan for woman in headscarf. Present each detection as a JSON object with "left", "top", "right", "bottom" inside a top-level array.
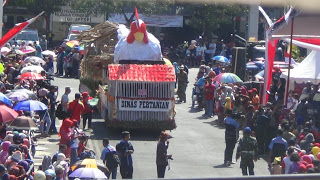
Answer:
[
  {"left": 4, "top": 133, "right": 14, "bottom": 143},
  {"left": 59, "top": 119, "right": 73, "bottom": 158},
  {"left": 0, "top": 141, "right": 11, "bottom": 164},
  {"left": 35, "top": 45, "right": 43, "bottom": 59},
  {"left": 53, "top": 153, "right": 69, "bottom": 180}
]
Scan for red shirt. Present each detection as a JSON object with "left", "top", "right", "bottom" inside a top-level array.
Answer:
[
  {"left": 68, "top": 100, "right": 84, "bottom": 121},
  {"left": 205, "top": 84, "right": 215, "bottom": 100},
  {"left": 82, "top": 97, "right": 93, "bottom": 114}
]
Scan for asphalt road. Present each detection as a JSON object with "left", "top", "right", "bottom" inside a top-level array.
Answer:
[{"left": 34, "top": 67, "right": 270, "bottom": 179}]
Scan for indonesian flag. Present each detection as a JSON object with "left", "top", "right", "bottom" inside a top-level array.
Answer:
[
  {"left": 3, "top": 0, "right": 8, "bottom": 6},
  {"left": 0, "top": 11, "right": 44, "bottom": 48},
  {"left": 284, "top": 51, "right": 297, "bottom": 64}
]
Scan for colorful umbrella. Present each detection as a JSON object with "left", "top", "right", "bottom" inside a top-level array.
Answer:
[
  {"left": 13, "top": 89, "right": 37, "bottom": 100},
  {"left": 66, "top": 40, "right": 80, "bottom": 48},
  {"left": 8, "top": 116, "right": 37, "bottom": 130},
  {"left": 0, "top": 93, "right": 12, "bottom": 106},
  {"left": 212, "top": 73, "right": 243, "bottom": 84},
  {"left": 6, "top": 91, "right": 30, "bottom": 102},
  {"left": 42, "top": 50, "right": 57, "bottom": 57},
  {"left": 24, "top": 56, "right": 46, "bottom": 64},
  {"left": 71, "top": 159, "right": 108, "bottom": 173},
  {"left": 18, "top": 72, "right": 44, "bottom": 80},
  {"left": 0, "top": 105, "right": 19, "bottom": 123},
  {"left": 212, "top": 56, "right": 230, "bottom": 63},
  {"left": 69, "top": 168, "right": 107, "bottom": 179},
  {"left": 21, "top": 65, "right": 44, "bottom": 74},
  {"left": 13, "top": 100, "right": 48, "bottom": 111},
  {"left": 88, "top": 98, "right": 99, "bottom": 107}
]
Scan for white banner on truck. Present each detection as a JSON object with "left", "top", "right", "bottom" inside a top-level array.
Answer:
[
  {"left": 109, "top": 13, "right": 183, "bottom": 27},
  {"left": 53, "top": 6, "right": 105, "bottom": 23},
  {"left": 118, "top": 98, "right": 172, "bottom": 112}
]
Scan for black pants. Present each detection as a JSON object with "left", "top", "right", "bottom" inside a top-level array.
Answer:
[
  {"left": 241, "top": 159, "right": 254, "bottom": 175},
  {"left": 57, "top": 60, "right": 64, "bottom": 75},
  {"left": 255, "top": 131, "right": 265, "bottom": 155},
  {"left": 120, "top": 166, "right": 133, "bottom": 179},
  {"left": 83, "top": 112, "right": 92, "bottom": 129},
  {"left": 224, "top": 137, "right": 237, "bottom": 163},
  {"left": 157, "top": 165, "right": 166, "bottom": 178}
]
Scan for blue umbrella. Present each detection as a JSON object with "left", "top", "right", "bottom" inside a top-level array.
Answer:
[
  {"left": 0, "top": 93, "right": 12, "bottom": 106},
  {"left": 212, "top": 56, "right": 230, "bottom": 63},
  {"left": 13, "top": 100, "right": 48, "bottom": 111}
]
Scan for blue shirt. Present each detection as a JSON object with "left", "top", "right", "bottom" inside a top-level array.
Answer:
[
  {"left": 100, "top": 145, "right": 116, "bottom": 161},
  {"left": 197, "top": 77, "right": 205, "bottom": 87},
  {"left": 224, "top": 116, "right": 240, "bottom": 128},
  {"left": 214, "top": 67, "right": 220, "bottom": 75},
  {"left": 268, "top": 136, "right": 288, "bottom": 150}
]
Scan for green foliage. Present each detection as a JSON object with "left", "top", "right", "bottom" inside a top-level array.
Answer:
[
  {"left": 291, "top": 45, "right": 301, "bottom": 62},
  {"left": 80, "top": 77, "right": 102, "bottom": 97},
  {"left": 6, "top": 0, "right": 70, "bottom": 15},
  {"left": 70, "top": 0, "right": 175, "bottom": 25},
  {"left": 188, "top": 3, "right": 248, "bottom": 37}
]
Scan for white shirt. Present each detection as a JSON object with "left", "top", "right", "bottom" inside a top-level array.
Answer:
[
  {"left": 208, "top": 43, "right": 216, "bottom": 55},
  {"left": 196, "top": 46, "right": 206, "bottom": 56},
  {"left": 283, "top": 156, "right": 293, "bottom": 174},
  {"left": 70, "top": 128, "right": 79, "bottom": 148},
  {"left": 61, "top": 94, "right": 69, "bottom": 112}
]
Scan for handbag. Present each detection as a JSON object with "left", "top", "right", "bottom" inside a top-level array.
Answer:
[{"left": 67, "top": 140, "right": 74, "bottom": 147}]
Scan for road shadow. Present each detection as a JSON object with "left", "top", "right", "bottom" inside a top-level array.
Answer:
[
  {"left": 47, "top": 138, "right": 60, "bottom": 143},
  {"left": 90, "top": 120, "right": 161, "bottom": 142},
  {"left": 213, "top": 164, "right": 233, "bottom": 168},
  {"left": 188, "top": 107, "right": 202, "bottom": 113},
  {"left": 203, "top": 119, "right": 225, "bottom": 129}
]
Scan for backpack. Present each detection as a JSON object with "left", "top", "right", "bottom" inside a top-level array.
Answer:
[{"left": 105, "top": 150, "right": 120, "bottom": 169}]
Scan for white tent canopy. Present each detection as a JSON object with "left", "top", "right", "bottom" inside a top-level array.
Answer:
[{"left": 282, "top": 50, "right": 320, "bottom": 84}]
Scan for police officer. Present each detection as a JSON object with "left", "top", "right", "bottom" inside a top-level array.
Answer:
[
  {"left": 224, "top": 109, "right": 240, "bottom": 166},
  {"left": 236, "top": 127, "right": 258, "bottom": 175},
  {"left": 177, "top": 65, "right": 188, "bottom": 103}
]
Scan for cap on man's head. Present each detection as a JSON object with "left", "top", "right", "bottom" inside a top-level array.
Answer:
[
  {"left": 244, "top": 127, "right": 251, "bottom": 133},
  {"left": 65, "top": 86, "right": 71, "bottom": 91},
  {"left": 75, "top": 93, "right": 81, "bottom": 99},
  {"left": 122, "top": 131, "right": 130, "bottom": 137}
]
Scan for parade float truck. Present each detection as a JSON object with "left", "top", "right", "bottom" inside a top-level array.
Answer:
[{"left": 79, "top": 12, "right": 176, "bottom": 130}]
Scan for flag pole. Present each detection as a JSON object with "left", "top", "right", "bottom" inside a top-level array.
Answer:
[
  {"left": 0, "top": 0, "right": 3, "bottom": 38},
  {"left": 285, "top": 17, "right": 294, "bottom": 107}
]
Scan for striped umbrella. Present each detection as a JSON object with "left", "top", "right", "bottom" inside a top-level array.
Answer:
[
  {"left": 212, "top": 73, "right": 243, "bottom": 84},
  {"left": 212, "top": 56, "right": 230, "bottom": 63}
]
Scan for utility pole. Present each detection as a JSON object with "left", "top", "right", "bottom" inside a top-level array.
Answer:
[{"left": 0, "top": 0, "right": 3, "bottom": 38}]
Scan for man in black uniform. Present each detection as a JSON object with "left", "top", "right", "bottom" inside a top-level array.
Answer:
[{"left": 116, "top": 131, "right": 134, "bottom": 179}]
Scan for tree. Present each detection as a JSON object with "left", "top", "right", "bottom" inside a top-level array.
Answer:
[
  {"left": 70, "top": 0, "right": 176, "bottom": 26},
  {"left": 6, "top": 0, "right": 70, "bottom": 30},
  {"left": 187, "top": 3, "right": 247, "bottom": 40}
]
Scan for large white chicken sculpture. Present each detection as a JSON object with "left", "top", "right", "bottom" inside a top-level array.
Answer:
[{"left": 114, "top": 8, "right": 162, "bottom": 63}]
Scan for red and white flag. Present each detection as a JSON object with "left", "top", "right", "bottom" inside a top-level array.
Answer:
[
  {"left": 3, "top": 0, "right": 8, "bottom": 6},
  {"left": 0, "top": 11, "right": 44, "bottom": 48}
]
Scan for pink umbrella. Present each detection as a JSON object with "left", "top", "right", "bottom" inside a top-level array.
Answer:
[
  {"left": 19, "top": 46, "right": 35, "bottom": 54},
  {"left": 0, "top": 105, "right": 19, "bottom": 123}
]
